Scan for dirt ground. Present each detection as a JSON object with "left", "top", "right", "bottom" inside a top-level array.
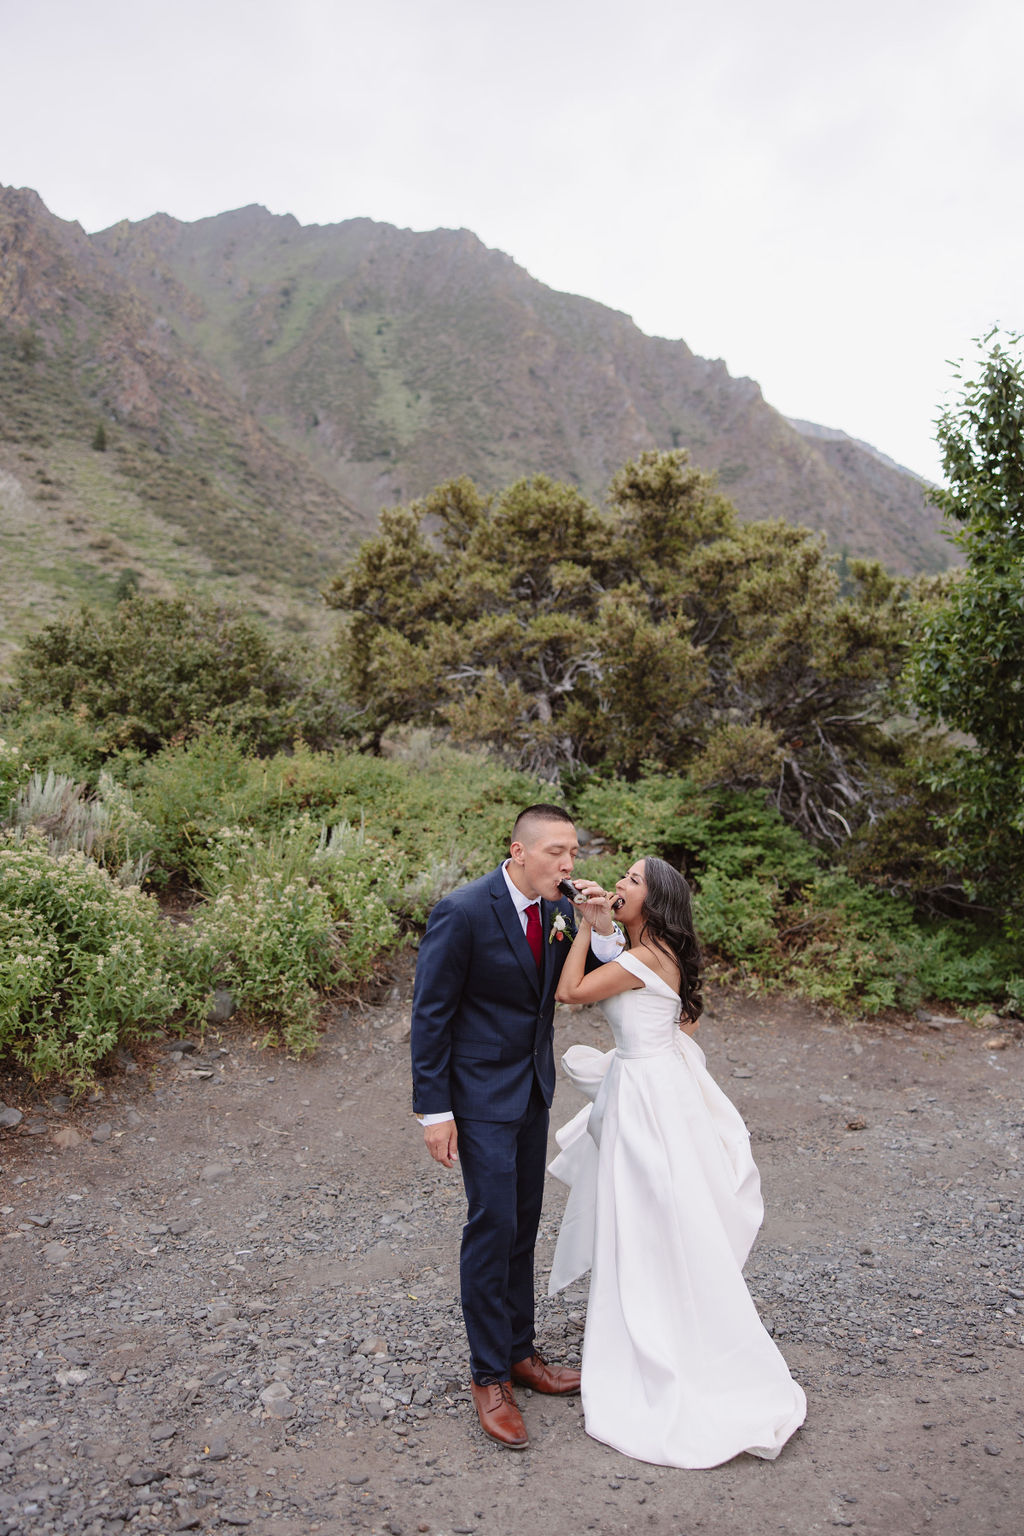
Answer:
[{"left": 1, "top": 975, "right": 1022, "bottom": 1536}]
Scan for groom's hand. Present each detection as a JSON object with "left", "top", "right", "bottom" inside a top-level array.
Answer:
[{"left": 424, "top": 1120, "right": 459, "bottom": 1168}]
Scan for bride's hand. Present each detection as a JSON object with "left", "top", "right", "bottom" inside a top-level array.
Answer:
[{"left": 570, "top": 880, "right": 615, "bottom": 934}]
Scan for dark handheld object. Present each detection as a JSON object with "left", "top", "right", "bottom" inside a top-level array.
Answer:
[{"left": 558, "top": 878, "right": 625, "bottom": 913}]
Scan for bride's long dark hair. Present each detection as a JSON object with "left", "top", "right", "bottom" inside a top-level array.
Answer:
[{"left": 634, "top": 856, "right": 704, "bottom": 1023}]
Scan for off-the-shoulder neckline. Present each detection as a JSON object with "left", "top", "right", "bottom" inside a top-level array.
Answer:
[{"left": 616, "top": 950, "right": 679, "bottom": 997}]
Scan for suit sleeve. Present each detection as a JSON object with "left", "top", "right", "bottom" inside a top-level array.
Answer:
[{"left": 409, "top": 897, "right": 473, "bottom": 1116}]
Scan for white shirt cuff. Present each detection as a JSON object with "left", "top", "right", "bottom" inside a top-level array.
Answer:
[
  {"left": 589, "top": 925, "right": 626, "bottom": 961},
  {"left": 418, "top": 1111, "right": 455, "bottom": 1125}
]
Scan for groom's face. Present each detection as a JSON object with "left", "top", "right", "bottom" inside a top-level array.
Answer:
[{"left": 508, "top": 818, "right": 579, "bottom": 902}]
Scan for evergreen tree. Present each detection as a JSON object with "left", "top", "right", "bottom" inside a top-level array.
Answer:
[
  {"left": 907, "top": 329, "right": 1024, "bottom": 935},
  {"left": 327, "top": 452, "right": 909, "bottom": 841}
]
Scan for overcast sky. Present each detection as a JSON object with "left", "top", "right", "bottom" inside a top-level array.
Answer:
[{"left": 3, "top": 0, "right": 1023, "bottom": 483}]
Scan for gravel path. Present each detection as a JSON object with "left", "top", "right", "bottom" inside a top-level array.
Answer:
[{"left": 1, "top": 980, "right": 1022, "bottom": 1536}]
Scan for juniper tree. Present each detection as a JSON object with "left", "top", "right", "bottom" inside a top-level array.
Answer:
[{"left": 327, "top": 452, "right": 910, "bottom": 842}]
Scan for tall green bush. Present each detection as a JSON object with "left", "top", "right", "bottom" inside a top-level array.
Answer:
[
  {"left": 185, "top": 875, "right": 341, "bottom": 1056},
  {"left": 0, "top": 833, "right": 182, "bottom": 1086},
  {"left": 13, "top": 591, "right": 352, "bottom": 757},
  {"left": 571, "top": 771, "right": 1015, "bottom": 1014},
  {"left": 134, "top": 731, "right": 543, "bottom": 888}
]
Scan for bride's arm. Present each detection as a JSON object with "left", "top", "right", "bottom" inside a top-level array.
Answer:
[{"left": 555, "top": 918, "right": 641, "bottom": 1005}]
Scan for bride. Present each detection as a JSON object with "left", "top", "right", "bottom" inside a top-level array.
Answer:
[{"left": 551, "top": 857, "right": 806, "bottom": 1468}]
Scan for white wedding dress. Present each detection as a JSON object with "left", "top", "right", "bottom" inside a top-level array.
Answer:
[{"left": 548, "top": 951, "right": 806, "bottom": 1468}]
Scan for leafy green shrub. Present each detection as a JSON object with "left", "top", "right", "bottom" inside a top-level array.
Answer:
[
  {"left": 692, "top": 871, "right": 781, "bottom": 967},
  {"left": 163, "top": 754, "right": 536, "bottom": 1051},
  {"left": 0, "top": 833, "right": 182, "bottom": 1087},
  {"left": 13, "top": 592, "right": 353, "bottom": 758},
  {"left": 194, "top": 815, "right": 405, "bottom": 969},
  {"left": 909, "top": 926, "right": 1013, "bottom": 1007},
  {"left": 3, "top": 710, "right": 122, "bottom": 780},
  {"left": 777, "top": 873, "right": 920, "bottom": 1012},
  {"left": 181, "top": 811, "right": 425, "bottom": 1053},
  {"left": 572, "top": 773, "right": 818, "bottom": 886},
  {"left": 571, "top": 770, "right": 709, "bottom": 858},
  {"left": 0, "top": 735, "right": 30, "bottom": 816},
  {"left": 185, "top": 875, "right": 340, "bottom": 1055},
  {"left": 571, "top": 769, "right": 1015, "bottom": 1014},
  {"left": 0, "top": 731, "right": 548, "bottom": 1080},
  {"left": 135, "top": 732, "right": 274, "bottom": 884},
  {"left": 135, "top": 732, "right": 543, "bottom": 888}
]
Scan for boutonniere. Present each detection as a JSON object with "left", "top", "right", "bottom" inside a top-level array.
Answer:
[{"left": 549, "top": 912, "right": 571, "bottom": 944}]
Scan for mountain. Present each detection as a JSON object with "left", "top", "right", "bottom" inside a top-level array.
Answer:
[
  {"left": 94, "top": 204, "right": 950, "bottom": 572},
  {"left": 0, "top": 187, "right": 952, "bottom": 673},
  {"left": 0, "top": 188, "right": 360, "bottom": 673}
]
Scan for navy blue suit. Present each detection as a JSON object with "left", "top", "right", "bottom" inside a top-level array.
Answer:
[{"left": 410, "top": 864, "right": 578, "bottom": 1383}]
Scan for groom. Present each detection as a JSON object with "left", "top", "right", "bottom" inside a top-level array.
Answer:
[{"left": 410, "top": 804, "right": 620, "bottom": 1448}]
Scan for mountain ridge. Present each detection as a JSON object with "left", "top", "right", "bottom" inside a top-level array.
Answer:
[
  {"left": 91, "top": 199, "right": 948, "bottom": 571},
  {"left": 0, "top": 185, "right": 952, "bottom": 673}
]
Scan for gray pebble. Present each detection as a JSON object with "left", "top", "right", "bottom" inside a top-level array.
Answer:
[
  {"left": 41, "top": 1241, "right": 73, "bottom": 1264},
  {"left": 201, "top": 1163, "right": 233, "bottom": 1181},
  {"left": 208, "top": 989, "right": 237, "bottom": 1024}
]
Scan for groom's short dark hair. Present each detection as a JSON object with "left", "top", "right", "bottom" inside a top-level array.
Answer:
[{"left": 511, "top": 804, "right": 575, "bottom": 844}]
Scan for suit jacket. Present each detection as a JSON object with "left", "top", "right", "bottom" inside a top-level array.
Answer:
[{"left": 410, "top": 864, "right": 578, "bottom": 1122}]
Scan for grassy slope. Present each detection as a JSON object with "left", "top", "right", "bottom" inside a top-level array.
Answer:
[
  {"left": 0, "top": 340, "right": 336, "bottom": 681},
  {"left": 0, "top": 194, "right": 359, "bottom": 679}
]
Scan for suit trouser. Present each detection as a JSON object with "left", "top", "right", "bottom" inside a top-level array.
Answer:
[{"left": 455, "top": 1082, "right": 549, "bottom": 1384}]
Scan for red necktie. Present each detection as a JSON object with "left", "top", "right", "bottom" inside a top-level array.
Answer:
[{"left": 525, "top": 903, "right": 542, "bottom": 970}]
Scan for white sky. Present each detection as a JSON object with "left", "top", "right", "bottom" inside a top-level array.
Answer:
[{"left": 3, "top": 0, "right": 1023, "bottom": 483}]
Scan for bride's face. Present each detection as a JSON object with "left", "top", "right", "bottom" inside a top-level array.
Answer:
[{"left": 613, "top": 860, "right": 647, "bottom": 924}]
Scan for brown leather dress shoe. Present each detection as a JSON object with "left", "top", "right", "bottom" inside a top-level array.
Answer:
[
  {"left": 471, "top": 1380, "right": 529, "bottom": 1448},
  {"left": 511, "top": 1351, "right": 582, "bottom": 1395}
]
